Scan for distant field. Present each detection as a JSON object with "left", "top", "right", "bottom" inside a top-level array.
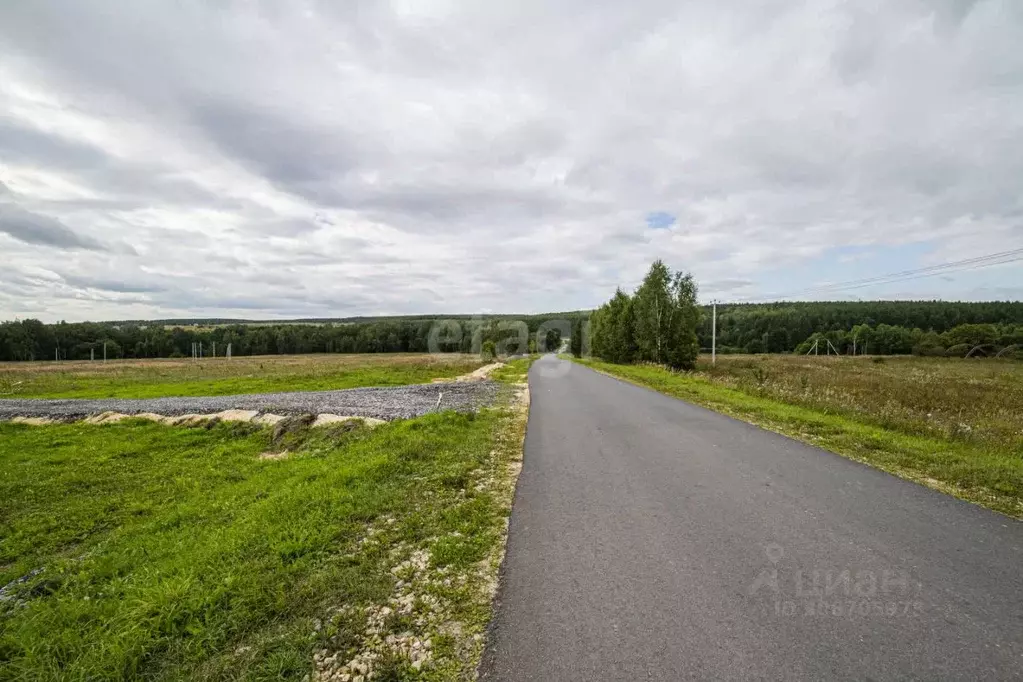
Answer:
[
  {"left": 0, "top": 353, "right": 485, "bottom": 399},
  {"left": 576, "top": 355, "right": 1023, "bottom": 517}
]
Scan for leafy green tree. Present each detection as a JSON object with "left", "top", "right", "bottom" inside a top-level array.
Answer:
[
  {"left": 631, "top": 261, "right": 700, "bottom": 369},
  {"left": 664, "top": 271, "right": 700, "bottom": 370},
  {"left": 943, "top": 323, "right": 998, "bottom": 348},
  {"left": 570, "top": 318, "right": 585, "bottom": 357},
  {"left": 481, "top": 340, "right": 497, "bottom": 362},
  {"left": 913, "top": 330, "right": 945, "bottom": 356},
  {"left": 543, "top": 329, "right": 562, "bottom": 353},
  {"left": 632, "top": 260, "right": 673, "bottom": 364},
  {"left": 591, "top": 288, "right": 637, "bottom": 364}
]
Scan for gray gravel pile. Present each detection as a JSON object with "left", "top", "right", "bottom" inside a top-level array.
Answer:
[{"left": 0, "top": 381, "right": 500, "bottom": 422}]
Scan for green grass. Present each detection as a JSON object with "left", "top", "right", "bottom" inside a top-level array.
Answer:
[
  {"left": 0, "top": 354, "right": 484, "bottom": 399},
  {"left": 489, "top": 355, "right": 537, "bottom": 385},
  {"left": 0, "top": 402, "right": 523, "bottom": 680},
  {"left": 572, "top": 357, "right": 1023, "bottom": 518}
]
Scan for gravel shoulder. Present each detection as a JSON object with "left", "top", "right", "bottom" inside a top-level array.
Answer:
[{"left": 0, "top": 381, "right": 499, "bottom": 422}]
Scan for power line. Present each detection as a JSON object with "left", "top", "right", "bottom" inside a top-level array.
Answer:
[
  {"left": 795, "top": 248, "right": 1023, "bottom": 294},
  {"left": 737, "top": 247, "right": 1023, "bottom": 302},
  {"left": 788, "top": 251, "right": 1023, "bottom": 297}
]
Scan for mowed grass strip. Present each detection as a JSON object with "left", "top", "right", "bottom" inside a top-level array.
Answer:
[
  {"left": 572, "top": 357, "right": 1023, "bottom": 518},
  {"left": 0, "top": 353, "right": 484, "bottom": 399},
  {"left": 0, "top": 404, "right": 514, "bottom": 680}
]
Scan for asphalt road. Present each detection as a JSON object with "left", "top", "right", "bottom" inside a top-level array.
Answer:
[{"left": 480, "top": 355, "right": 1023, "bottom": 681}]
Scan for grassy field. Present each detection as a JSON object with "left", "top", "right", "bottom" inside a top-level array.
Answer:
[
  {"left": 0, "top": 358, "right": 533, "bottom": 680},
  {"left": 573, "top": 355, "right": 1023, "bottom": 518},
  {"left": 0, "top": 354, "right": 485, "bottom": 399}
]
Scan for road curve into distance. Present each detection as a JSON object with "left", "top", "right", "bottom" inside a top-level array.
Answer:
[{"left": 481, "top": 355, "right": 1022, "bottom": 681}]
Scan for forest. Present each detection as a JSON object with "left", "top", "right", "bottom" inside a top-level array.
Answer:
[
  {"left": 698, "top": 301, "right": 1023, "bottom": 356},
  {"left": 2, "top": 300, "right": 1022, "bottom": 362},
  {"left": 0, "top": 315, "right": 573, "bottom": 362}
]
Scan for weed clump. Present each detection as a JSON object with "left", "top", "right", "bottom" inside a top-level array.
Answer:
[{"left": 270, "top": 414, "right": 315, "bottom": 447}]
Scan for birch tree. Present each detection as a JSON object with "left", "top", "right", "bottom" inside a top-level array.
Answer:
[{"left": 633, "top": 261, "right": 700, "bottom": 370}]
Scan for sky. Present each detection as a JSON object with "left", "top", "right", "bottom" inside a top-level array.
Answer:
[{"left": 1, "top": 0, "right": 1022, "bottom": 323}]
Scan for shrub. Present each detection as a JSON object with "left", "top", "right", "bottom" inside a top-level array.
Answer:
[
  {"left": 946, "top": 344, "right": 970, "bottom": 358},
  {"left": 912, "top": 343, "right": 946, "bottom": 357}
]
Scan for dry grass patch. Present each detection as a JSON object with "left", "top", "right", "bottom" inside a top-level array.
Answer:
[{"left": 694, "top": 355, "right": 1023, "bottom": 453}]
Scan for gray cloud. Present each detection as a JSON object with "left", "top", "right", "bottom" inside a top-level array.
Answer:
[
  {"left": 0, "top": 203, "right": 109, "bottom": 251},
  {"left": 0, "top": 119, "right": 109, "bottom": 170},
  {"left": 190, "top": 98, "right": 367, "bottom": 191},
  {"left": 60, "top": 274, "right": 166, "bottom": 294},
  {"left": 0, "top": 0, "right": 1021, "bottom": 321}
]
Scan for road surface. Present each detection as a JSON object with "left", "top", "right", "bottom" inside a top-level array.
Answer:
[{"left": 480, "top": 355, "right": 1022, "bottom": 680}]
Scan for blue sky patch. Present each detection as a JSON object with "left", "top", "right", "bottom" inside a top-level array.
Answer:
[{"left": 645, "top": 211, "right": 676, "bottom": 229}]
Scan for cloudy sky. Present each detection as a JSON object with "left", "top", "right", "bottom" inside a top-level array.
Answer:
[{"left": 1, "top": 0, "right": 1021, "bottom": 322}]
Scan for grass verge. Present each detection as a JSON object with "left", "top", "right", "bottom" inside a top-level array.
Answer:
[
  {"left": 0, "top": 354, "right": 485, "bottom": 400},
  {"left": 571, "top": 357, "right": 1023, "bottom": 519},
  {"left": 0, "top": 371, "right": 530, "bottom": 680}
]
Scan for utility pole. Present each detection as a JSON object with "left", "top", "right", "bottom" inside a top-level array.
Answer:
[
  {"left": 711, "top": 301, "right": 717, "bottom": 366},
  {"left": 91, "top": 348, "right": 95, "bottom": 362},
  {"left": 103, "top": 342, "right": 107, "bottom": 362}
]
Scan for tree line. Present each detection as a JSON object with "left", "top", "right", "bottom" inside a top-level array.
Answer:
[
  {"left": 0, "top": 316, "right": 571, "bottom": 362},
  {"left": 3, "top": 297, "right": 1022, "bottom": 363},
  {"left": 793, "top": 323, "right": 1023, "bottom": 357},
  {"left": 698, "top": 300, "right": 1023, "bottom": 354},
  {"left": 582, "top": 274, "right": 1023, "bottom": 362}
]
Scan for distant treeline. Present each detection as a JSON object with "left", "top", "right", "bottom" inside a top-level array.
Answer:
[
  {"left": 792, "top": 323, "right": 1023, "bottom": 357},
  {"left": 0, "top": 315, "right": 578, "bottom": 362},
  {"left": 2, "top": 300, "right": 1022, "bottom": 362},
  {"left": 697, "top": 301, "right": 1023, "bottom": 355}
]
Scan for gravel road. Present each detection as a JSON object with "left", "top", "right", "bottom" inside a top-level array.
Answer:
[
  {"left": 0, "top": 381, "right": 499, "bottom": 422},
  {"left": 480, "top": 355, "right": 1023, "bottom": 681}
]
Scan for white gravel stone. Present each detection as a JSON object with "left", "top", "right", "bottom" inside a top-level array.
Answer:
[
  {"left": 0, "top": 381, "right": 499, "bottom": 423},
  {"left": 212, "top": 409, "right": 260, "bottom": 422}
]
